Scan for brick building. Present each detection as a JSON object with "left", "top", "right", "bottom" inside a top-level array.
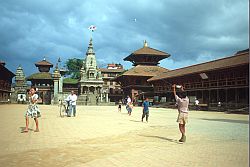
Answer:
[
  {"left": 100, "top": 64, "right": 125, "bottom": 103},
  {"left": 0, "top": 61, "right": 15, "bottom": 103},
  {"left": 148, "top": 49, "right": 249, "bottom": 111}
]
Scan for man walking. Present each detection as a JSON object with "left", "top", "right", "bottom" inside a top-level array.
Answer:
[{"left": 172, "top": 84, "right": 189, "bottom": 143}]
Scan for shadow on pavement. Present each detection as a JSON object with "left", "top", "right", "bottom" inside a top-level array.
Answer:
[
  {"left": 200, "top": 118, "right": 249, "bottom": 124},
  {"left": 19, "top": 127, "right": 33, "bottom": 133},
  {"left": 130, "top": 120, "right": 141, "bottom": 122},
  {"left": 139, "top": 135, "right": 181, "bottom": 144}
]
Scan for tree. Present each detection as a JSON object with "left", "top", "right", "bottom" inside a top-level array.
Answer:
[{"left": 65, "top": 58, "right": 83, "bottom": 79}]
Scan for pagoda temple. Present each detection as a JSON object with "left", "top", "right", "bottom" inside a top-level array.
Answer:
[
  {"left": 26, "top": 58, "right": 54, "bottom": 104},
  {"left": 115, "top": 40, "right": 170, "bottom": 104}
]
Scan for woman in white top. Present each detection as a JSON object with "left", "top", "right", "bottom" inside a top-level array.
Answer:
[{"left": 23, "top": 87, "right": 41, "bottom": 133}]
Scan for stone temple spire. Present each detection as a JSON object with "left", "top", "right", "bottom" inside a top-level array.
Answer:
[
  {"left": 85, "top": 38, "right": 97, "bottom": 71},
  {"left": 15, "top": 65, "right": 26, "bottom": 87},
  {"left": 86, "top": 38, "right": 94, "bottom": 54}
]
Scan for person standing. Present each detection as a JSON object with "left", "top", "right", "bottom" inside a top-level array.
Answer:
[
  {"left": 126, "top": 96, "right": 132, "bottom": 114},
  {"left": 127, "top": 101, "right": 133, "bottom": 116},
  {"left": 23, "top": 87, "right": 41, "bottom": 133},
  {"left": 118, "top": 100, "right": 122, "bottom": 112},
  {"left": 194, "top": 98, "right": 200, "bottom": 111},
  {"left": 142, "top": 97, "right": 150, "bottom": 122},
  {"left": 66, "top": 91, "right": 78, "bottom": 117},
  {"left": 172, "top": 84, "right": 189, "bottom": 143}
]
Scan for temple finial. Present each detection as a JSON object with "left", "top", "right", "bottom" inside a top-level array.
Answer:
[{"left": 143, "top": 40, "right": 148, "bottom": 47}]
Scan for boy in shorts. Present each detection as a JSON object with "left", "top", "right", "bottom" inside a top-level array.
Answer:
[
  {"left": 172, "top": 84, "right": 189, "bottom": 142},
  {"left": 142, "top": 97, "right": 150, "bottom": 122}
]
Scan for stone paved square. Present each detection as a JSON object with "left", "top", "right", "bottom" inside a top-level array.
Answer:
[{"left": 0, "top": 104, "right": 248, "bottom": 167}]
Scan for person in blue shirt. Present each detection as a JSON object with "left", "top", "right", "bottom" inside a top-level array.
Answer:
[{"left": 142, "top": 97, "right": 150, "bottom": 122}]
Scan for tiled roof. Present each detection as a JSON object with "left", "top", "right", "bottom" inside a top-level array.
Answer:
[
  {"left": 63, "top": 78, "right": 78, "bottom": 84},
  {"left": 0, "top": 61, "right": 6, "bottom": 66},
  {"left": 100, "top": 68, "right": 125, "bottom": 73},
  {"left": 26, "top": 72, "right": 52, "bottom": 80},
  {"left": 124, "top": 46, "right": 170, "bottom": 61},
  {"left": 119, "top": 65, "right": 169, "bottom": 77},
  {"left": 35, "top": 60, "right": 53, "bottom": 67},
  {"left": 148, "top": 50, "right": 249, "bottom": 82},
  {"left": 0, "top": 64, "right": 15, "bottom": 78}
]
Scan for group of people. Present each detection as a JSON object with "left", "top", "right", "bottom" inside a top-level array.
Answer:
[
  {"left": 118, "top": 84, "right": 189, "bottom": 143},
  {"left": 22, "top": 84, "right": 190, "bottom": 143}
]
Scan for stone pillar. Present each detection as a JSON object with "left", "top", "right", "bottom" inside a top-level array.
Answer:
[
  {"left": 59, "top": 75, "right": 63, "bottom": 93},
  {"left": 81, "top": 87, "right": 83, "bottom": 94},
  {"left": 100, "top": 93, "right": 103, "bottom": 102},
  {"left": 106, "top": 93, "right": 109, "bottom": 103},
  {"left": 52, "top": 65, "right": 61, "bottom": 104},
  {"left": 54, "top": 80, "right": 59, "bottom": 97}
]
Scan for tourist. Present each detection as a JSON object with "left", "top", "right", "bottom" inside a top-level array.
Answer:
[
  {"left": 66, "top": 91, "right": 78, "bottom": 117},
  {"left": 194, "top": 98, "right": 200, "bottom": 111},
  {"left": 218, "top": 101, "right": 222, "bottom": 111},
  {"left": 118, "top": 100, "right": 122, "bottom": 112},
  {"left": 172, "top": 84, "right": 189, "bottom": 143},
  {"left": 126, "top": 95, "right": 132, "bottom": 114},
  {"left": 23, "top": 87, "right": 41, "bottom": 133},
  {"left": 142, "top": 97, "right": 150, "bottom": 122},
  {"left": 127, "top": 101, "right": 133, "bottom": 116},
  {"left": 96, "top": 95, "right": 99, "bottom": 105}
]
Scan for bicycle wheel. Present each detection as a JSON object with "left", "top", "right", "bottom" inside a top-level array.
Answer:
[{"left": 60, "top": 105, "right": 66, "bottom": 117}]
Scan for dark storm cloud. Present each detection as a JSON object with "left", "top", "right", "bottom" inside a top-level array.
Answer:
[{"left": 0, "top": 0, "right": 248, "bottom": 76}]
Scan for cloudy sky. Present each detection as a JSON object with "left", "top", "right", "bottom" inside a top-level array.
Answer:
[{"left": 0, "top": 0, "right": 248, "bottom": 77}]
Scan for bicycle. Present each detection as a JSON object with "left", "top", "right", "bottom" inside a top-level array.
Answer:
[{"left": 58, "top": 100, "right": 69, "bottom": 117}]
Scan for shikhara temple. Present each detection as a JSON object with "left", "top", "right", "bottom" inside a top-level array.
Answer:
[{"left": 0, "top": 38, "right": 249, "bottom": 112}]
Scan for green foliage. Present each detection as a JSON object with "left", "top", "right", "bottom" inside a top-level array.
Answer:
[{"left": 65, "top": 58, "right": 83, "bottom": 79}]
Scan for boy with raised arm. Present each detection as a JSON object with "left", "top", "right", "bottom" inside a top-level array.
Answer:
[{"left": 172, "top": 84, "right": 189, "bottom": 142}]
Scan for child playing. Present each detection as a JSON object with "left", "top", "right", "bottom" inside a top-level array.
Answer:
[
  {"left": 142, "top": 97, "right": 150, "bottom": 122},
  {"left": 23, "top": 87, "right": 41, "bottom": 133},
  {"left": 172, "top": 84, "right": 189, "bottom": 142}
]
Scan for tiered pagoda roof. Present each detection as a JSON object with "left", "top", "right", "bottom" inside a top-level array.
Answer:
[
  {"left": 123, "top": 40, "right": 170, "bottom": 66},
  {"left": 27, "top": 58, "right": 54, "bottom": 81}
]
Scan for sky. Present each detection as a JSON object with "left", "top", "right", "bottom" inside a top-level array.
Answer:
[{"left": 0, "top": 0, "right": 248, "bottom": 77}]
